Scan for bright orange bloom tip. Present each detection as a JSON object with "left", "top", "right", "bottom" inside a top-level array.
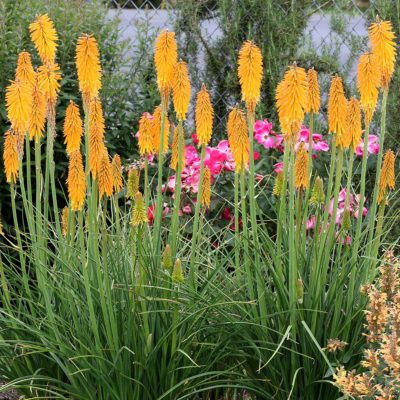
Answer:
[
  {"left": 378, "top": 149, "right": 396, "bottom": 204},
  {"left": 305, "top": 68, "right": 320, "bottom": 114},
  {"left": 294, "top": 142, "right": 309, "bottom": 190},
  {"left": 328, "top": 75, "right": 347, "bottom": 146},
  {"left": 172, "top": 61, "right": 191, "bottom": 121},
  {"left": 170, "top": 125, "right": 185, "bottom": 171},
  {"left": 227, "top": 106, "right": 249, "bottom": 173},
  {"left": 6, "top": 79, "right": 32, "bottom": 135},
  {"left": 29, "top": 75, "right": 46, "bottom": 141},
  {"left": 67, "top": 150, "right": 86, "bottom": 211},
  {"left": 195, "top": 85, "right": 214, "bottom": 145},
  {"left": 238, "top": 41, "right": 263, "bottom": 113},
  {"left": 345, "top": 97, "right": 362, "bottom": 149},
  {"left": 15, "top": 52, "right": 36, "bottom": 88},
  {"left": 89, "top": 97, "right": 106, "bottom": 178},
  {"left": 152, "top": 105, "right": 170, "bottom": 155},
  {"left": 37, "top": 62, "right": 61, "bottom": 104},
  {"left": 3, "top": 131, "right": 19, "bottom": 184},
  {"left": 29, "top": 14, "right": 58, "bottom": 63},
  {"left": 138, "top": 112, "right": 155, "bottom": 156},
  {"left": 98, "top": 150, "right": 114, "bottom": 198},
  {"left": 201, "top": 166, "right": 211, "bottom": 208},
  {"left": 64, "top": 101, "right": 83, "bottom": 154}
]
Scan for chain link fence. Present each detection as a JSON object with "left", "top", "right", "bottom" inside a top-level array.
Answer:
[{"left": 107, "top": 0, "right": 398, "bottom": 135}]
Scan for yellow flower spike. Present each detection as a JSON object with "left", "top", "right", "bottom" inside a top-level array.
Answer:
[
  {"left": 294, "top": 142, "right": 309, "bottom": 190},
  {"left": 126, "top": 168, "right": 139, "bottom": 199},
  {"left": 29, "top": 14, "right": 58, "bottom": 64},
  {"left": 310, "top": 176, "right": 325, "bottom": 206},
  {"left": 3, "top": 131, "right": 19, "bottom": 184},
  {"left": 64, "top": 101, "right": 83, "bottom": 154},
  {"left": 112, "top": 154, "right": 123, "bottom": 193},
  {"left": 238, "top": 40, "right": 263, "bottom": 114},
  {"left": 162, "top": 244, "right": 173, "bottom": 270},
  {"left": 29, "top": 75, "right": 46, "bottom": 141},
  {"left": 378, "top": 150, "right": 395, "bottom": 204},
  {"left": 195, "top": 84, "right": 214, "bottom": 145},
  {"left": 67, "top": 150, "right": 86, "bottom": 211},
  {"left": 172, "top": 258, "right": 184, "bottom": 283},
  {"left": 201, "top": 167, "right": 211, "bottom": 208},
  {"left": 170, "top": 126, "right": 185, "bottom": 171},
  {"left": 89, "top": 97, "right": 106, "bottom": 178},
  {"left": 227, "top": 106, "right": 249, "bottom": 173},
  {"left": 368, "top": 19, "right": 397, "bottom": 89},
  {"left": 172, "top": 61, "right": 191, "bottom": 121},
  {"left": 61, "top": 207, "right": 69, "bottom": 237},
  {"left": 305, "top": 68, "right": 320, "bottom": 114},
  {"left": 357, "top": 52, "right": 380, "bottom": 125},
  {"left": 138, "top": 112, "right": 155, "bottom": 156},
  {"left": 272, "top": 171, "right": 284, "bottom": 197},
  {"left": 76, "top": 34, "right": 102, "bottom": 105},
  {"left": 98, "top": 149, "right": 114, "bottom": 198},
  {"left": 328, "top": 75, "right": 347, "bottom": 146},
  {"left": 154, "top": 30, "right": 178, "bottom": 101},
  {"left": 6, "top": 79, "right": 32, "bottom": 135},
  {"left": 276, "top": 64, "right": 308, "bottom": 140},
  {"left": 37, "top": 62, "right": 61, "bottom": 105},
  {"left": 345, "top": 97, "right": 362, "bottom": 150},
  {"left": 130, "top": 191, "right": 148, "bottom": 227},
  {"left": 152, "top": 105, "right": 170, "bottom": 155},
  {"left": 15, "top": 52, "right": 36, "bottom": 88}
]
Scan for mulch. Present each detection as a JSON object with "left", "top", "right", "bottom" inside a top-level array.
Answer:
[{"left": 0, "top": 382, "right": 20, "bottom": 400}]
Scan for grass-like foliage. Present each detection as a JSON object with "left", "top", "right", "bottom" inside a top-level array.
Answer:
[{"left": 0, "top": 13, "right": 398, "bottom": 400}]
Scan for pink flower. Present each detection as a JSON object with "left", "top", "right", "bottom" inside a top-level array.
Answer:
[
  {"left": 217, "top": 140, "right": 235, "bottom": 171},
  {"left": 205, "top": 147, "right": 227, "bottom": 175},
  {"left": 185, "top": 145, "right": 200, "bottom": 166},
  {"left": 328, "top": 189, "right": 368, "bottom": 225},
  {"left": 355, "top": 134, "right": 379, "bottom": 157},
  {"left": 182, "top": 205, "right": 192, "bottom": 214},
  {"left": 253, "top": 151, "right": 260, "bottom": 161},
  {"left": 148, "top": 203, "right": 169, "bottom": 225},
  {"left": 254, "top": 119, "right": 273, "bottom": 136},
  {"left": 274, "top": 162, "right": 284, "bottom": 173},
  {"left": 296, "top": 126, "right": 329, "bottom": 153},
  {"left": 221, "top": 207, "right": 233, "bottom": 221},
  {"left": 192, "top": 133, "right": 199, "bottom": 145},
  {"left": 306, "top": 215, "right": 316, "bottom": 230}
]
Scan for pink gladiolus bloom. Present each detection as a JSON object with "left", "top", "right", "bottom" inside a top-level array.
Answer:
[
  {"left": 328, "top": 189, "right": 368, "bottom": 225},
  {"left": 274, "top": 162, "right": 284, "bottom": 173},
  {"left": 306, "top": 215, "right": 316, "bottom": 230},
  {"left": 355, "top": 134, "right": 379, "bottom": 157}
]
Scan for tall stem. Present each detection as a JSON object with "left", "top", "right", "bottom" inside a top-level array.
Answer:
[{"left": 234, "top": 172, "right": 240, "bottom": 282}]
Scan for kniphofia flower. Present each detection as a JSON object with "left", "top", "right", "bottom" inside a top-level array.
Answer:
[
  {"left": 3, "top": 131, "right": 19, "bottom": 184},
  {"left": 29, "top": 14, "right": 58, "bottom": 63},
  {"left": 172, "top": 61, "right": 191, "bottom": 121},
  {"left": 305, "top": 68, "right": 320, "bottom": 114},
  {"left": 98, "top": 150, "right": 114, "bottom": 198},
  {"left": 170, "top": 126, "right": 185, "bottom": 170},
  {"left": 152, "top": 105, "right": 170, "bottom": 154},
  {"left": 310, "top": 176, "right": 325, "bottom": 205},
  {"left": 29, "top": 75, "right": 46, "bottom": 141},
  {"left": 37, "top": 62, "right": 61, "bottom": 105},
  {"left": 369, "top": 19, "right": 397, "bottom": 89},
  {"left": 162, "top": 244, "right": 173, "bottom": 270},
  {"left": 272, "top": 171, "right": 284, "bottom": 197},
  {"left": 227, "top": 106, "right": 249, "bottom": 173},
  {"left": 201, "top": 167, "right": 211, "bottom": 208},
  {"left": 15, "top": 52, "right": 36, "bottom": 88},
  {"left": 64, "top": 101, "right": 83, "bottom": 154},
  {"left": 138, "top": 112, "right": 155, "bottom": 156},
  {"left": 357, "top": 52, "right": 380, "bottom": 125},
  {"left": 154, "top": 30, "right": 178, "bottom": 101},
  {"left": 76, "top": 34, "right": 102, "bottom": 104},
  {"left": 89, "top": 97, "right": 106, "bottom": 178},
  {"left": 6, "top": 79, "right": 32, "bottom": 136},
  {"left": 112, "top": 154, "right": 123, "bottom": 193},
  {"left": 276, "top": 64, "right": 308, "bottom": 140},
  {"left": 377, "top": 150, "right": 395, "bottom": 204},
  {"left": 172, "top": 259, "right": 184, "bottom": 283},
  {"left": 294, "top": 142, "right": 309, "bottom": 190},
  {"left": 238, "top": 41, "right": 263, "bottom": 113},
  {"left": 126, "top": 168, "right": 139, "bottom": 199},
  {"left": 195, "top": 84, "right": 214, "bottom": 145},
  {"left": 67, "top": 150, "right": 86, "bottom": 211},
  {"left": 328, "top": 75, "right": 347, "bottom": 146},
  {"left": 131, "top": 192, "right": 148, "bottom": 226},
  {"left": 345, "top": 97, "right": 362, "bottom": 149}
]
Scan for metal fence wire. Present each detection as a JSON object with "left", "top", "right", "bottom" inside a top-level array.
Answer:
[{"left": 107, "top": 0, "right": 398, "bottom": 133}]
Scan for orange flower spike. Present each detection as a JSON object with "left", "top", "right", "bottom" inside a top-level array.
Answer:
[
  {"left": 238, "top": 41, "right": 263, "bottom": 114},
  {"left": 98, "top": 149, "right": 114, "bottom": 198},
  {"left": 152, "top": 105, "right": 170, "bottom": 154},
  {"left": 112, "top": 154, "right": 123, "bottom": 193},
  {"left": 29, "top": 14, "right": 58, "bottom": 63},
  {"left": 170, "top": 126, "right": 185, "bottom": 171},
  {"left": 76, "top": 34, "right": 102, "bottom": 104},
  {"left": 88, "top": 97, "right": 106, "bottom": 178},
  {"left": 3, "top": 131, "right": 19, "bottom": 184},
  {"left": 346, "top": 97, "right": 362, "bottom": 149},
  {"left": 37, "top": 62, "right": 61, "bottom": 105},
  {"left": 67, "top": 150, "right": 86, "bottom": 211},
  {"left": 200, "top": 167, "right": 211, "bottom": 208},
  {"left": 305, "top": 68, "right": 320, "bottom": 114},
  {"left": 138, "top": 112, "right": 155, "bottom": 156},
  {"left": 15, "top": 52, "right": 36, "bottom": 88},
  {"left": 6, "top": 79, "right": 32, "bottom": 135},
  {"left": 378, "top": 150, "right": 396, "bottom": 204},
  {"left": 29, "top": 75, "right": 47, "bottom": 141},
  {"left": 195, "top": 85, "right": 214, "bottom": 145},
  {"left": 294, "top": 142, "right": 309, "bottom": 190},
  {"left": 276, "top": 64, "right": 308, "bottom": 139},
  {"left": 357, "top": 52, "right": 380, "bottom": 125},
  {"left": 64, "top": 101, "right": 83, "bottom": 154},
  {"left": 172, "top": 61, "right": 191, "bottom": 121},
  {"left": 328, "top": 75, "right": 347, "bottom": 146},
  {"left": 154, "top": 30, "right": 178, "bottom": 100},
  {"left": 368, "top": 19, "right": 397, "bottom": 89},
  {"left": 227, "top": 107, "right": 249, "bottom": 173}
]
